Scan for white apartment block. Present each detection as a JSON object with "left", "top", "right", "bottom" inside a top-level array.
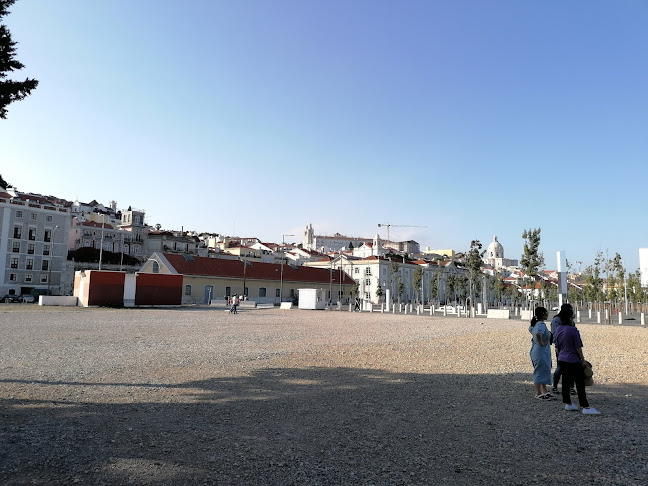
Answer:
[{"left": 0, "top": 189, "right": 71, "bottom": 297}]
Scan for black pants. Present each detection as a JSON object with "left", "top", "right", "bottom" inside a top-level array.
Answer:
[{"left": 558, "top": 360, "right": 589, "bottom": 408}]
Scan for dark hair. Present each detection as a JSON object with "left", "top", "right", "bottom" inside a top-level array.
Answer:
[
  {"left": 555, "top": 303, "right": 574, "bottom": 326},
  {"left": 530, "top": 306, "right": 548, "bottom": 327}
]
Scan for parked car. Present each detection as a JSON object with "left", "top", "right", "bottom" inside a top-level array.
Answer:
[
  {"left": 20, "top": 294, "right": 36, "bottom": 303},
  {"left": 2, "top": 294, "right": 20, "bottom": 303}
]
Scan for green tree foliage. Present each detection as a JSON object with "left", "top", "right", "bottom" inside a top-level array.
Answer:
[
  {"left": 351, "top": 281, "right": 359, "bottom": 297},
  {"left": 626, "top": 270, "right": 645, "bottom": 303},
  {"left": 583, "top": 252, "right": 604, "bottom": 305},
  {"left": 494, "top": 273, "right": 506, "bottom": 306},
  {"left": 466, "top": 239, "right": 485, "bottom": 313},
  {"left": 429, "top": 268, "right": 440, "bottom": 303},
  {"left": 1, "top": 0, "right": 39, "bottom": 119},
  {"left": 413, "top": 267, "right": 423, "bottom": 302},
  {"left": 520, "top": 228, "right": 544, "bottom": 280},
  {"left": 446, "top": 273, "right": 457, "bottom": 304},
  {"left": 375, "top": 283, "right": 383, "bottom": 300},
  {"left": 67, "top": 248, "right": 141, "bottom": 266}
]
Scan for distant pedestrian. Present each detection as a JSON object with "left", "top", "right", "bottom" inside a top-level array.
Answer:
[
  {"left": 529, "top": 306, "right": 554, "bottom": 400},
  {"left": 230, "top": 294, "right": 239, "bottom": 314}
]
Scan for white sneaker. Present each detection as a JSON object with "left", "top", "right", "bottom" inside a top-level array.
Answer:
[
  {"left": 582, "top": 407, "right": 601, "bottom": 415},
  {"left": 564, "top": 403, "right": 579, "bottom": 411}
]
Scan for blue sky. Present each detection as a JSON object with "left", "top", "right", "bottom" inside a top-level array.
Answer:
[{"left": 2, "top": 1, "right": 647, "bottom": 271}]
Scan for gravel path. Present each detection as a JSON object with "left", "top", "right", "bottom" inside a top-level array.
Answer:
[{"left": 1, "top": 305, "right": 647, "bottom": 485}]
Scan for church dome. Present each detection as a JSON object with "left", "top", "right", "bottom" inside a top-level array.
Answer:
[{"left": 487, "top": 235, "right": 504, "bottom": 259}]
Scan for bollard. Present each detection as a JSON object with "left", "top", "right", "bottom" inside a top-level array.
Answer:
[
  {"left": 576, "top": 310, "right": 581, "bottom": 323},
  {"left": 404, "top": 306, "right": 407, "bottom": 315},
  {"left": 605, "top": 309, "right": 608, "bottom": 321},
  {"left": 416, "top": 307, "right": 420, "bottom": 315},
  {"left": 641, "top": 313, "right": 645, "bottom": 325},
  {"left": 618, "top": 312, "right": 622, "bottom": 325},
  {"left": 399, "top": 303, "right": 402, "bottom": 313},
  {"left": 392, "top": 305, "right": 396, "bottom": 314},
  {"left": 430, "top": 305, "right": 433, "bottom": 316},
  {"left": 381, "top": 303, "right": 384, "bottom": 313},
  {"left": 589, "top": 309, "right": 592, "bottom": 319},
  {"left": 370, "top": 304, "right": 373, "bottom": 313},
  {"left": 349, "top": 304, "right": 353, "bottom": 312},
  {"left": 597, "top": 311, "right": 601, "bottom": 324},
  {"left": 443, "top": 306, "right": 447, "bottom": 317}
]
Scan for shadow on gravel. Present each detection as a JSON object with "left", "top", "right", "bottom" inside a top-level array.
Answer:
[{"left": 1, "top": 368, "right": 647, "bottom": 486}]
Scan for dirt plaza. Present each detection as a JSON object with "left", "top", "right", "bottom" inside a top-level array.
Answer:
[{"left": 1, "top": 305, "right": 646, "bottom": 485}]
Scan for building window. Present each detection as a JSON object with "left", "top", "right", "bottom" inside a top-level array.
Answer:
[
  {"left": 225, "top": 286, "right": 231, "bottom": 297},
  {"left": 28, "top": 243, "right": 35, "bottom": 254},
  {"left": 42, "top": 260, "right": 49, "bottom": 271},
  {"left": 185, "top": 285, "right": 192, "bottom": 296},
  {"left": 275, "top": 288, "right": 280, "bottom": 298},
  {"left": 13, "top": 226, "right": 22, "bottom": 239},
  {"left": 365, "top": 268, "right": 371, "bottom": 275},
  {"left": 46, "top": 215, "right": 52, "bottom": 222},
  {"left": 290, "top": 289, "right": 295, "bottom": 298},
  {"left": 9, "top": 273, "right": 17, "bottom": 281},
  {"left": 25, "top": 274, "right": 33, "bottom": 283},
  {"left": 43, "top": 245, "right": 50, "bottom": 255},
  {"left": 259, "top": 287, "right": 266, "bottom": 297},
  {"left": 40, "top": 274, "right": 48, "bottom": 283},
  {"left": 10, "top": 258, "right": 18, "bottom": 269},
  {"left": 365, "top": 278, "right": 371, "bottom": 287},
  {"left": 31, "top": 213, "right": 37, "bottom": 220},
  {"left": 12, "top": 242, "right": 20, "bottom": 253},
  {"left": 16, "top": 210, "right": 22, "bottom": 218},
  {"left": 28, "top": 228, "right": 36, "bottom": 240},
  {"left": 44, "top": 229, "right": 52, "bottom": 242},
  {"left": 152, "top": 261, "right": 159, "bottom": 273},
  {"left": 26, "top": 259, "right": 33, "bottom": 270},
  {"left": 354, "top": 267, "right": 359, "bottom": 274}
]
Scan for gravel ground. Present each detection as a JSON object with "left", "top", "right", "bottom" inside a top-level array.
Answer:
[{"left": 1, "top": 305, "right": 647, "bottom": 485}]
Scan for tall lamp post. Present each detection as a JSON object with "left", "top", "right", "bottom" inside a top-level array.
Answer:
[
  {"left": 279, "top": 234, "right": 294, "bottom": 304},
  {"left": 98, "top": 214, "right": 106, "bottom": 271},
  {"left": 47, "top": 225, "right": 59, "bottom": 295}
]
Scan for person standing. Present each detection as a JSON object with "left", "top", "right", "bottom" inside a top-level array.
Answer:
[
  {"left": 555, "top": 316, "right": 601, "bottom": 414},
  {"left": 551, "top": 304, "right": 576, "bottom": 395},
  {"left": 529, "top": 306, "right": 554, "bottom": 399},
  {"left": 229, "top": 294, "right": 239, "bottom": 314}
]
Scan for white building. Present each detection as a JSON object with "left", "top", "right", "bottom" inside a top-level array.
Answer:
[
  {"left": 483, "top": 235, "right": 518, "bottom": 270},
  {"left": 0, "top": 188, "right": 71, "bottom": 297},
  {"left": 639, "top": 248, "right": 648, "bottom": 288}
]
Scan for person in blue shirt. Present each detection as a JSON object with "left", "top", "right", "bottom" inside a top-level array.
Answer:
[
  {"left": 555, "top": 316, "right": 601, "bottom": 415},
  {"left": 529, "top": 307, "right": 554, "bottom": 399}
]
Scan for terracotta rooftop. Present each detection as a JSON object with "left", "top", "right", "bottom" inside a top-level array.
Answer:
[{"left": 161, "top": 253, "right": 355, "bottom": 285}]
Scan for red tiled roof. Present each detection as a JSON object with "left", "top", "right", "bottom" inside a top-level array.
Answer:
[
  {"left": 161, "top": 253, "right": 355, "bottom": 285},
  {"left": 82, "top": 221, "right": 115, "bottom": 230}
]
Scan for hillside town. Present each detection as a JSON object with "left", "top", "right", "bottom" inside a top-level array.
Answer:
[{"left": 0, "top": 181, "right": 588, "bottom": 309}]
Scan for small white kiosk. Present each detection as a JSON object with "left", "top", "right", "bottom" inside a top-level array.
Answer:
[{"left": 297, "top": 288, "right": 327, "bottom": 310}]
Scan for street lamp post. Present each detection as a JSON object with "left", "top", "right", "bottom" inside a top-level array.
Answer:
[
  {"left": 48, "top": 225, "right": 59, "bottom": 295},
  {"left": 279, "top": 234, "right": 294, "bottom": 304},
  {"left": 338, "top": 250, "right": 342, "bottom": 305},
  {"left": 98, "top": 214, "right": 105, "bottom": 271}
]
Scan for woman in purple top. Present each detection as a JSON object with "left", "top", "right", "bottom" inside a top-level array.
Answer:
[{"left": 555, "top": 318, "right": 601, "bottom": 415}]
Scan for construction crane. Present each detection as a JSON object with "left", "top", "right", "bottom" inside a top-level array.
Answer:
[{"left": 377, "top": 223, "right": 427, "bottom": 243}]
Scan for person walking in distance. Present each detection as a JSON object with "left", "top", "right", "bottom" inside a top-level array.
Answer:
[
  {"left": 555, "top": 314, "right": 601, "bottom": 415},
  {"left": 229, "top": 294, "right": 239, "bottom": 314}
]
